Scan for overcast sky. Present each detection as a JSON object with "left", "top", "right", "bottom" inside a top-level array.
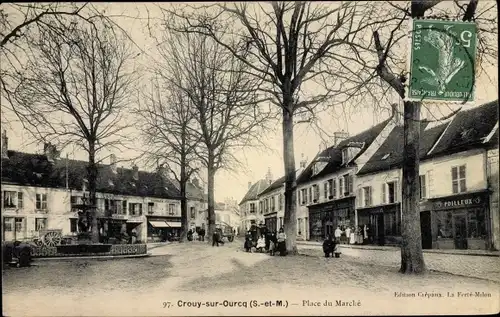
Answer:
[{"left": 2, "top": 2, "right": 498, "bottom": 203}]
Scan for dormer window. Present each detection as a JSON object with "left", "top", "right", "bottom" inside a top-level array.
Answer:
[
  {"left": 382, "top": 153, "right": 391, "bottom": 160},
  {"left": 342, "top": 148, "right": 350, "bottom": 164},
  {"left": 312, "top": 161, "right": 328, "bottom": 176}
]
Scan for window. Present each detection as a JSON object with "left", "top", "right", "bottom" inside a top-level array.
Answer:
[
  {"left": 363, "top": 186, "right": 372, "bottom": 207},
  {"left": 329, "top": 179, "right": 336, "bottom": 198},
  {"left": 36, "top": 193, "right": 48, "bottom": 210},
  {"left": 17, "top": 192, "right": 23, "bottom": 208},
  {"left": 339, "top": 178, "right": 344, "bottom": 197},
  {"left": 15, "top": 217, "right": 24, "bottom": 232},
  {"left": 419, "top": 175, "right": 427, "bottom": 199},
  {"left": 342, "top": 148, "right": 349, "bottom": 164},
  {"left": 452, "top": 165, "right": 467, "bottom": 193},
  {"left": 35, "top": 218, "right": 47, "bottom": 231},
  {"left": 468, "top": 209, "right": 486, "bottom": 239},
  {"left": 343, "top": 174, "right": 353, "bottom": 195},
  {"left": 168, "top": 204, "right": 175, "bottom": 215},
  {"left": 387, "top": 181, "right": 397, "bottom": 203},
  {"left": 278, "top": 194, "right": 283, "bottom": 210},
  {"left": 279, "top": 217, "right": 283, "bottom": 229},
  {"left": 436, "top": 211, "right": 453, "bottom": 238},
  {"left": 129, "top": 203, "right": 143, "bottom": 216},
  {"left": 258, "top": 202, "right": 262, "bottom": 213},
  {"left": 148, "top": 202, "right": 155, "bottom": 214},
  {"left": 190, "top": 206, "right": 195, "bottom": 219},
  {"left": 271, "top": 196, "right": 276, "bottom": 211},
  {"left": 105, "top": 199, "right": 110, "bottom": 211},
  {"left": 3, "top": 217, "right": 13, "bottom": 231},
  {"left": 308, "top": 187, "right": 312, "bottom": 203},
  {"left": 265, "top": 199, "right": 269, "bottom": 212},
  {"left": 250, "top": 203, "right": 256, "bottom": 213},
  {"left": 122, "top": 200, "right": 128, "bottom": 214},
  {"left": 384, "top": 212, "right": 400, "bottom": 236},
  {"left": 3, "top": 191, "right": 17, "bottom": 208},
  {"left": 313, "top": 184, "right": 319, "bottom": 202},
  {"left": 70, "top": 219, "right": 78, "bottom": 233},
  {"left": 300, "top": 188, "right": 307, "bottom": 204}
]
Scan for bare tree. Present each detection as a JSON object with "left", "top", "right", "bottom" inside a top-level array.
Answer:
[
  {"left": 7, "top": 17, "right": 136, "bottom": 243},
  {"left": 136, "top": 73, "right": 201, "bottom": 242},
  {"left": 156, "top": 1, "right": 394, "bottom": 253},
  {"left": 153, "top": 29, "right": 271, "bottom": 241},
  {"left": 347, "top": 0, "right": 495, "bottom": 273}
]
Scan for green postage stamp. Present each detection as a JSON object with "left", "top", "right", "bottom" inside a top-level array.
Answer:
[{"left": 408, "top": 19, "right": 478, "bottom": 103}]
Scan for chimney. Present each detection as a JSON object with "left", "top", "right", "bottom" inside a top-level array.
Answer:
[
  {"left": 109, "top": 154, "right": 117, "bottom": 173},
  {"left": 299, "top": 153, "right": 307, "bottom": 168},
  {"left": 1, "top": 130, "right": 8, "bottom": 159},
  {"left": 391, "top": 103, "right": 403, "bottom": 126},
  {"left": 265, "top": 167, "right": 273, "bottom": 185},
  {"left": 44, "top": 142, "right": 60, "bottom": 163},
  {"left": 132, "top": 164, "right": 139, "bottom": 180},
  {"left": 192, "top": 177, "right": 199, "bottom": 188},
  {"left": 248, "top": 181, "right": 252, "bottom": 189},
  {"left": 333, "top": 130, "right": 349, "bottom": 146}
]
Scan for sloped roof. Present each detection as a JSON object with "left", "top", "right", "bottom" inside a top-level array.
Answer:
[
  {"left": 258, "top": 166, "right": 305, "bottom": 197},
  {"left": 428, "top": 100, "right": 498, "bottom": 157},
  {"left": 239, "top": 179, "right": 269, "bottom": 205},
  {"left": 1, "top": 150, "right": 181, "bottom": 199},
  {"left": 297, "top": 118, "right": 391, "bottom": 184},
  {"left": 357, "top": 121, "right": 449, "bottom": 175}
]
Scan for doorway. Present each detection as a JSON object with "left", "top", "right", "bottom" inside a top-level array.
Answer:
[
  {"left": 453, "top": 214, "right": 468, "bottom": 249},
  {"left": 420, "top": 211, "right": 432, "bottom": 249},
  {"left": 370, "top": 214, "right": 385, "bottom": 246}
]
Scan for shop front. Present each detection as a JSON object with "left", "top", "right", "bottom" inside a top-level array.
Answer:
[
  {"left": 308, "top": 197, "right": 355, "bottom": 241},
  {"left": 421, "top": 190, "right": 490, "bottom": 250},
  {"left": 264, "top": 212, "right": 277, "bottom": 232},
  {"left": 357, "top": 203, "right": 401, "bottom": 246},
  {"left": 146, "top": 216, "right": 182, "bottom": 242}
]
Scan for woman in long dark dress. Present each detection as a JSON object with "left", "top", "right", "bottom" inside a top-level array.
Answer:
[{"left": 277, "top": 227, "right": 287, "bottom": 256}]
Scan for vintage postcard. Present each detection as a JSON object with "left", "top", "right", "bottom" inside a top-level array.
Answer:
[{"left": 1, "top": 1, "right": 499, "bottom": 316}]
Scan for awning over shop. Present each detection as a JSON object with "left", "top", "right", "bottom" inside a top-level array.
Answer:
[
  {"left": 165, "top": 222, "right": 182, "bottom": 228},
  {"left": 149, "top": 221, "right": 169, "bottom": 228}
]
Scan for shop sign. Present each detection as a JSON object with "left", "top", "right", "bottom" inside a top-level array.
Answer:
[
  {"left": 431, "top": 192, "right": 486, "bottom": 211},
  {"left": 112, "top": 214, "right": 128, "bottom": 220}
]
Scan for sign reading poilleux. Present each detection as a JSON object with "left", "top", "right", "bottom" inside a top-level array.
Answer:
[{"left": 408, "top": 19, "right": 478, "bottom": 102}]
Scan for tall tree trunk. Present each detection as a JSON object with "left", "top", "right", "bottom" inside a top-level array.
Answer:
[
  {"left": 88, "top": 140, "right": 99, "bottom": 243},
  {"left": 400, "top": 101, "right": 426, "bottom": 274},
  {"left": 282, "top": 106, "right": 298, "bottom": 255},
  {"left": 207, "top": 154, "right": 216, "bottom": 243},
  {"left": 179, "top": 160, "right": 188, "bottom": 242}
]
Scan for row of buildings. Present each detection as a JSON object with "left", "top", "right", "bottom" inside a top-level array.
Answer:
[
  {"left": 1, "top": 136, "right": 240, "bottom": 243},
  {"left": 239, "top": 100, "right": 499, "bottom": 251}
]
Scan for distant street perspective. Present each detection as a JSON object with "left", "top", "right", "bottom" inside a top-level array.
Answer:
[{"left": 1, "top": 1, "right": 499, "bottom": 316}]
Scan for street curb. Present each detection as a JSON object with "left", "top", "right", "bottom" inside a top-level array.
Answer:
[
  {"left": 33, "top": 253, "right": 151, "bottom": 261},
  {"left": 297, "top": 243, "right": 500, "bottom": 257},
  {"left": 297, "top": 250, "right": 500, "bottom": 284}
]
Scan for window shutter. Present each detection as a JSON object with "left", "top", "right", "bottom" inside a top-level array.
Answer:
[
  {"left": 357, "top": 188, "right": 363, "bottom": 207},
  {"left": 395, "top": 181, "right": 399, "bottom": 202},
  {"left": 368, "top": 186, "right": 372, "bottom": 205},
  {"left": 382, "top": 183, "right": 386, "bottom": 204},
  {"left": 427, "top": 170, "right": 433, "bottom": 198}
]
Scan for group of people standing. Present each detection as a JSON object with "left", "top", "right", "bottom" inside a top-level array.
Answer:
[
  {"left": 333, "top": 224, "right": 370, "bottom": 245},
  {"left": 187, "top": 228, "right": 206, "bottom": 242},
  {"left": 244, "top": 227, "right": 287, "bottom": 256}
]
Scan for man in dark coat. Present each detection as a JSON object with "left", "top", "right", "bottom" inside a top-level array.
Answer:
[
  {"left": 323, "top": 235, "right": 335, "bottom": 258},
  {"left": 212, "top": 230, "right": 219, "bottom": 247}
]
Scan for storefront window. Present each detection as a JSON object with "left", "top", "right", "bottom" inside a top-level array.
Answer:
[
  {"left": 383, "top": 212, "right": 400, "bottom": 236},
  {"left": 467, "top": 209, "right": 486, "bottom": 239},
  {"left": 436, "top": 211, "right": 453, "bottom": 238}
]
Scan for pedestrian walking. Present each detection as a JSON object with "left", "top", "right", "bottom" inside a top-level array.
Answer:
[
  {"left": 200, "top": 228, "right": 205, "bottom": 241},
  {"left": 345, "top": 226, "right": 351, "bottom": 244},
  {"left": 277, "top": 227, "right": 287, "bottom": 256},
  {"left": 212, "top": 230, "right": 219, "bottom": 247},
  {"left": 349, "top": 226, "right": 355, "bottom": 244}
]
